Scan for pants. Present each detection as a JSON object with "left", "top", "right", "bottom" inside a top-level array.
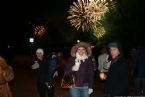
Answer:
[
  {"left": 134, "top": 77, "right": 145, "bottom": 96},
  {"left": 69, "top": 86, "right": 89, "bottom": 97},
  {"left": 37, "top": 81, "right": 55, "bottom": 97},
  {"left": 100, "top": 80, "right": 107, "bottom": 97}
]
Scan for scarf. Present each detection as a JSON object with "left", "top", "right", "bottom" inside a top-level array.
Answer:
[{"left": 75, "top": 52, "right": 88, "bottom": 65}]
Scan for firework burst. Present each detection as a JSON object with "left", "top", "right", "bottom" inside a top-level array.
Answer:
[
  {"left": 93, "top": 26, "right": 105, "bottom": 39},
  {"left": 34, "top": 26, "right": 46, "bottom": 37},
  {"left": 67, "top": 0, "right": 109, "bottom": 32}
]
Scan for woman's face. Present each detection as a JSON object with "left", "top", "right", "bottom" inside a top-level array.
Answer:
[
  {"left": 77, "top": 47, "right": 87, "bottom": 56},
  {"left": 36, "top": 52, "right": 44, "bottom": 60},
  {"left": 109, "top": 47, "right": 120, "bottom": 59}
]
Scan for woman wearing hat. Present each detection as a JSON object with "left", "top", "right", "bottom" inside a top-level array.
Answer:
[
  {"left": 100, "top": 41, "right": 129, "bottom": 97},
  {"left": 64, "top": 42, "right": 94, "bottom": 97}
]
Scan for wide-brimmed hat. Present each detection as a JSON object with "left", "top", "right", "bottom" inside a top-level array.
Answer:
[{"left": 71, "top": 42, "right": 92, "bottom": 57}]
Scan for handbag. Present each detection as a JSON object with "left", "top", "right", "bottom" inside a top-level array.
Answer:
[
  {"left": 61, "top": 72, "right": 75, "bottom": 89},
  {"left": 103, "top": 61, "right": 111, "bottom": 70},
  {"left": 103, "top": 55, "right": 111, "bottom": 71}
]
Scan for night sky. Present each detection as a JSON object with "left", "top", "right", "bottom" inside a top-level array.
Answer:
[
  {"left": 1, "top": 0, "right": 73, "bottom": 49},
  {"left": 1, "top": 0, "right": 145, "bottom": 55},
  {"left": 0, "top": 0, "right": 77, "bottom": 57}
]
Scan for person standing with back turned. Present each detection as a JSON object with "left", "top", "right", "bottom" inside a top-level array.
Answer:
[
  {"left": 98, "top": 47, "right": 110, "bottom": 97},
  {"left": 0, "top": 56, "right": 14, "bottom": 97}
]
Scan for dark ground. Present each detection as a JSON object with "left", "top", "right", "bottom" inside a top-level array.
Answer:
[{"left": 9, "top": 55, "right": 135, "bottom": 97}]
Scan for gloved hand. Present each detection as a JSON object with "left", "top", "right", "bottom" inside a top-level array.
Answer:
[
  {"left": 45, "top": 82, "right": 54, "bottom": 89},
  {"left": 45, "top": 82, "right": 49, "bottom": 86},
  {"left": 72, "top": 65, "right": 79, "bottom": 71},
  {"left": 88, "top": 88, "right": 93, "bottom": 94},
  {"left": 31, "top": 63, "right": 39, "bottom": 69},
  {"left": 53, "top": 71, "right": 58, "bottom": 78}
]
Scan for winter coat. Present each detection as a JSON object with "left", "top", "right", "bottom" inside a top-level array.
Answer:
[
  {"left": 31, "top": 58, "right": 49, "bottom": 83},
  {"left": 48, "top": 56, "right": 58, "bottom": 83},
  {"left": 106, "top": 56, "right": 129, "bottom": 96},
  {"left": 64, "top": 42, "right": 94, "bottom": 88},
  {"left": 65, "top": 57, "right": 94, "bottom": 88},
  {"left": 0, "top": 56, "right": 14, "bottom": 97}
]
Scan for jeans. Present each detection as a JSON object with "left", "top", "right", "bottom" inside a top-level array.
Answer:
[
  {"left": 69, "top": 86, "right": 89, "bottom": 97},
  {"left": 134, "top": 77, "right": 145, "bottom": 96}
]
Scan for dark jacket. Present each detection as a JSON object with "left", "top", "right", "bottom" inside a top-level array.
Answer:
[
  {"left": 32, "top": 58, "right": 49, "bottom": 83},
  {"left": 106, "top": 56, "right": 129, "bottom": 96},
  {"left": 133, "top": 46, "right": 145, "bottom": 78},
  {"left": 48, "top": 56, "right": 58, "bottom": 83},
  {"left": 65, "top": 57, "right": 94, "bottom": 88}
]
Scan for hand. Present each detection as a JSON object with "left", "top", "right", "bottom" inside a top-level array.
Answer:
[
  {"left": 72, "top": 65, "right": 79, "bottom": 71},
  {"left": 31, "top": 63, "right": 39, "bottom": 69},
  {"left": 99, "top": 72, "right": 106, "bottom": 80},
  {"left": 88, "top": 88, "right": 93, "bottom": 94},
  {"left": 53, "top": 71, "right": 58, "bottom": 78},
  {"left": 45, "top": 82, "right": 48, "bottom": 86},
  {"left": 45, "top": 82, "right": 52, "bottom": 88}
]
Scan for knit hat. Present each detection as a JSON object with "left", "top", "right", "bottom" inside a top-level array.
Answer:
[
  {"left": 108, "top": 41, "right": 123, "bottom": 55},
  {"left": 36, "top": 48, "right": 44, "bottom": 55},
  {"left": 108, "top": 41, "right": 118, "bottom": 48}
]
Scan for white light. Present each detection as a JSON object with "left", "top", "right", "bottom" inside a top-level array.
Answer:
[
  {"left": 29, "top": 38, "right": 34, "bottom": 43},
  {"left": 77, "top": 40, "right": 80, "bottom": 43},
  {"left": 89, "top": 0, "right": 94, "bottom": 2}
]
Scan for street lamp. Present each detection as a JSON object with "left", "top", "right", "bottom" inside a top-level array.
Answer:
[
  {"left": 29, "top": 37, "right": 34, "bottom": 44},
  {"left": 77, "top": 40, "right": 80, "bottom": 43},
  {"left": 29, "top": 37, "right": 34, "bottom": 57}
]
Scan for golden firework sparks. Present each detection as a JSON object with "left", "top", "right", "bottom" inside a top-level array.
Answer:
[
  {"left": 93, "top": 26, "right": 105, "bottom": 39},
  {"left": 67, "top": 0, "right": 109, "bottom": 32}
]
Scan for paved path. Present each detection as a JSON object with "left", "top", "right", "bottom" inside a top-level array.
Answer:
[
  {"left": 10, "top": 65, "right": 102, "bottom": 97},
  {"left": 9, "top": 55, "right": 135, "bottom": 97}
]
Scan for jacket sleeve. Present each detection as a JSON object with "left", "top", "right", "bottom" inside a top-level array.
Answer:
[
  {"left": 64, "top": 57, "right": 74, "bottom": 76},
  {"left": 88, "top": 58, "right": 95, "bottom": 89},
  {"left": 0, "top": 65, "right": 14, "bottom": 84}
]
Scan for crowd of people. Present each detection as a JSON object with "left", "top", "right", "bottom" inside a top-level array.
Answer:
[{"left": 0, "top": 41, "right": 145, "bottom": 97}]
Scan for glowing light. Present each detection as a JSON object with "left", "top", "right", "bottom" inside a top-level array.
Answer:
[
  {"left": 77, "top": 40, "right": 80, "bottom": 43},
  {"left": 34, "top": 26, "right": 46, "bottom": 37},
  {"left": 67, "top": 0, "right": 109, "bottom": 32},
  {"left": 29, "top": 37, "right": 34, "bottom": 43},
  {"left": 93, "top": 26, "right": 105, "bottom": 38}
]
